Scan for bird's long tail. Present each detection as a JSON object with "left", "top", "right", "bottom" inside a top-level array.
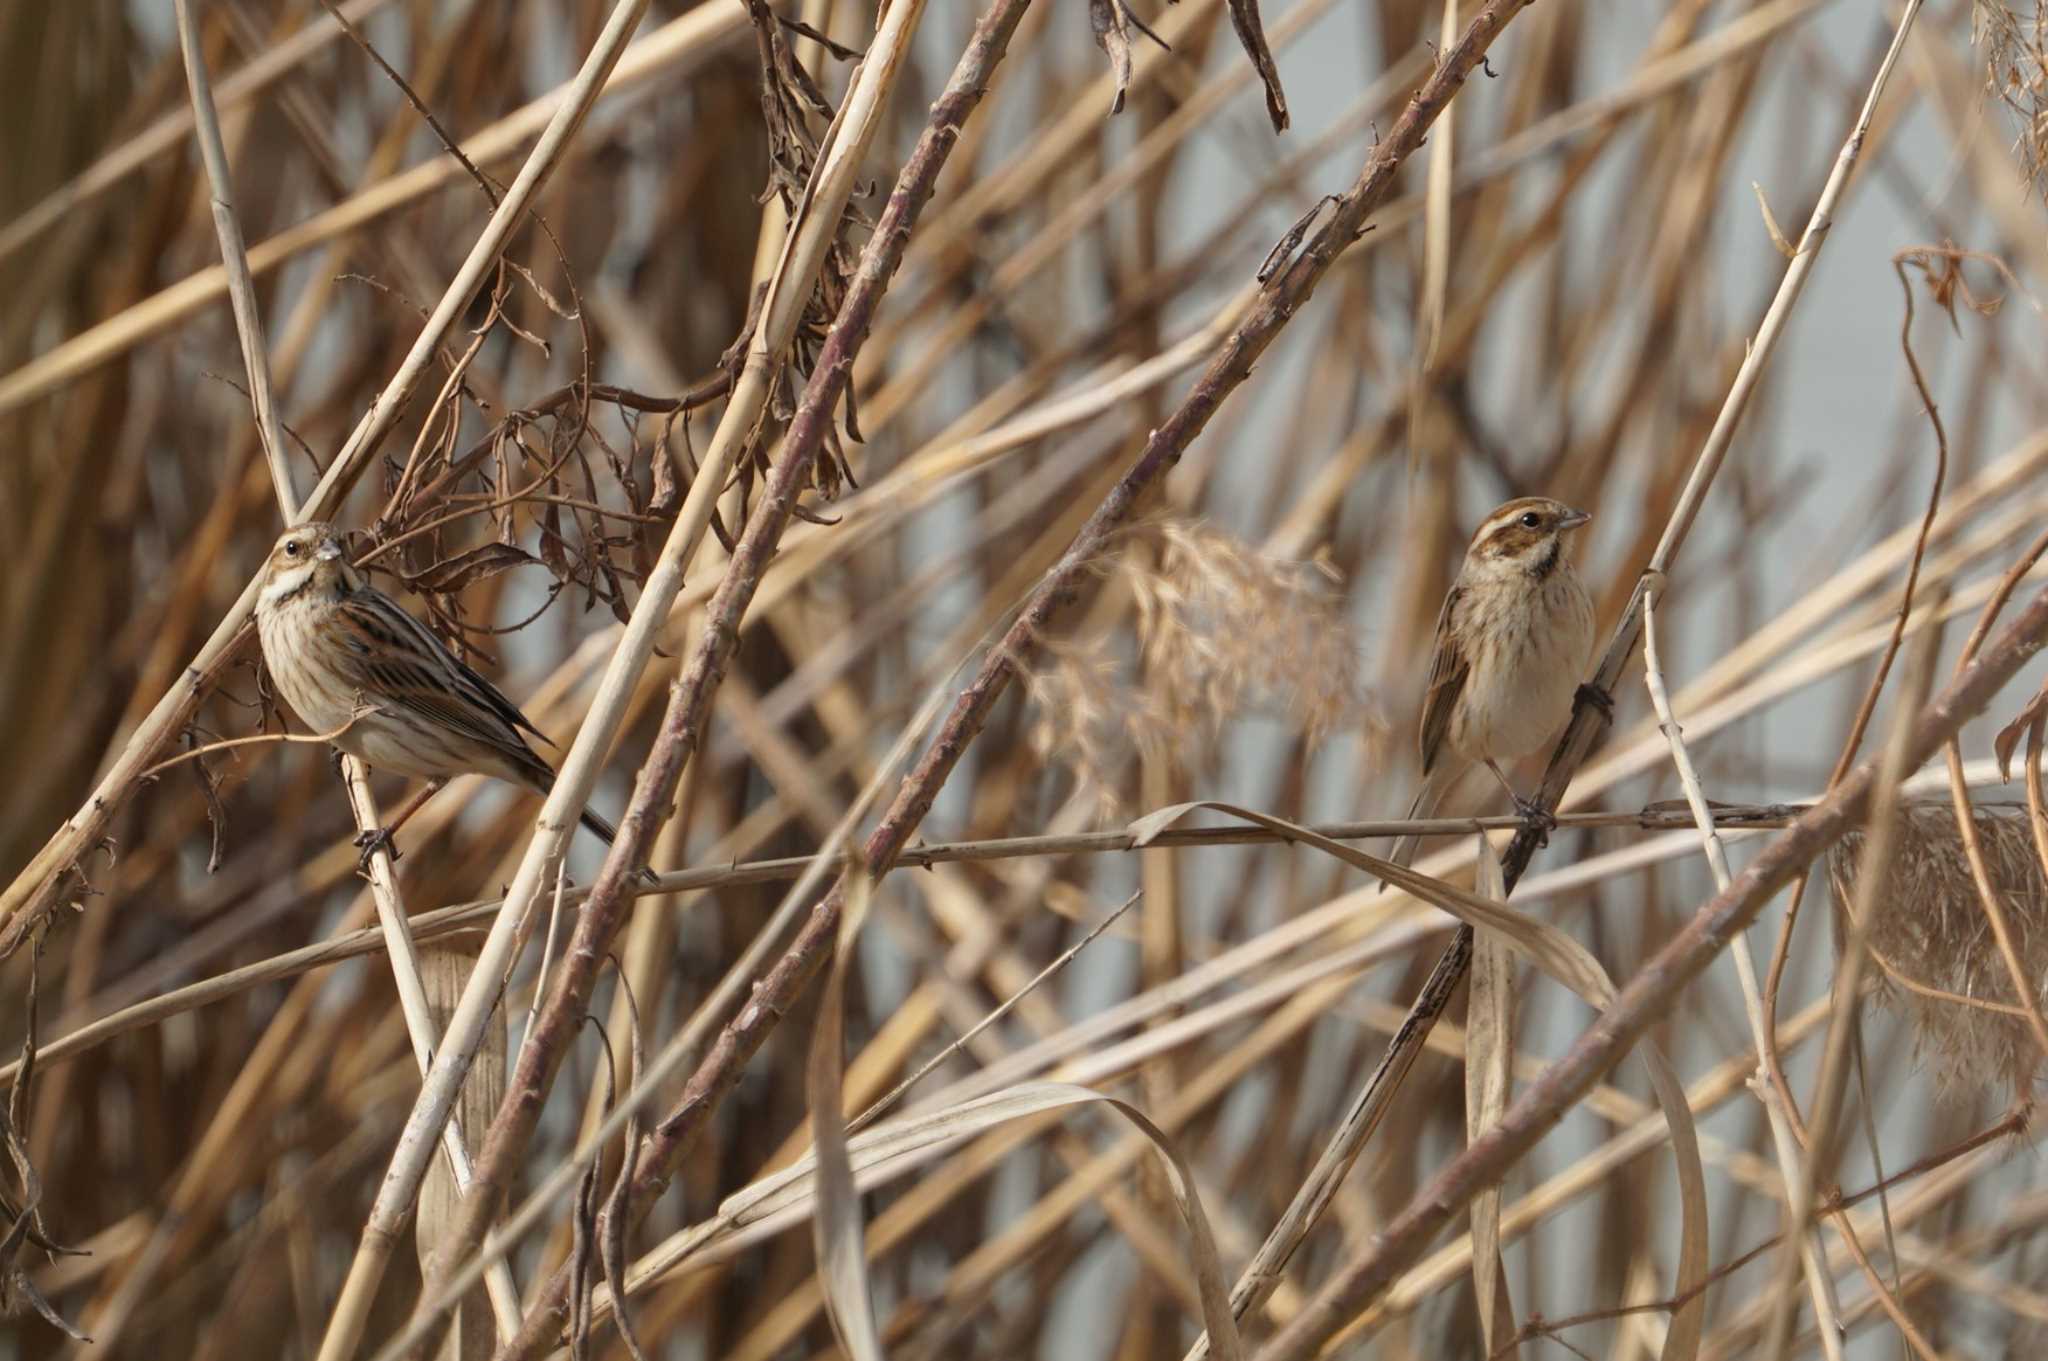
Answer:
[
  {"left": 1378, "top": 764, "right": 1461, "bottom": 893},
  {"left": 525, "top": 764, "right": 661, "bottom": 886},
  {"left": 561, "top": 802, "right": 660, "bottom": 887}
]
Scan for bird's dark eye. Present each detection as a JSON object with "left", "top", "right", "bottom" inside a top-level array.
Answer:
[
  {"left": 1520, "top": 511, "right": 1541, "bottom": 528},
  {"left": 284, "top": 540, "right": 302, "bottom": 558}
]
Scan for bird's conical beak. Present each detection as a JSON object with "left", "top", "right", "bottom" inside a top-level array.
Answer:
[
  {"left": 315, "top": 540, "right": 343, "bottom": 562},
  {"left": 1558, "top": 508, "right": 1592, "bottom": 531}
]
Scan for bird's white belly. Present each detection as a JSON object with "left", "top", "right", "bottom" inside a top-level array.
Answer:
[
  {"left": 1449, "top": 583, "right": 1590, "bottom": 764},
  {"left": 257, "top": 603, "right": 356, "bottom": 733},
  {"left": 1453, "top": 655, "right": 1578, "bottom": 762},
  {"left": 258, "top": 599, "right": 446, "bottom": 779}
]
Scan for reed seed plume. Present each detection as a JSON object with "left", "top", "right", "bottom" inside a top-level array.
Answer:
[
  {"left": 1020, "top": 518, "right": 1374, "bottom": 815},
  {"left": 1974, "top": 1, "right": 2048, "bottom": 193},
  {"left": 1830, "top": 803, "right": 2048, "bottom": 1100}
]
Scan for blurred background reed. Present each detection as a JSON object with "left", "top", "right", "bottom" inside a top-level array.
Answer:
[{"left": 3, "top": 0, "right": 2048, "bottom": 1358}]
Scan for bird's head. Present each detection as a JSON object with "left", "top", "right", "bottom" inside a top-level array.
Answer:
[
  {"left": 1464, "top": 497, "right": 1591, "bottom": 580},
  {"left": 259, "top": 522, "right": 359, "bottom": 607}
]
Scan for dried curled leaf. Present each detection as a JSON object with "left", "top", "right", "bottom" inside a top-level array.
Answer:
[
  {"left": 1993, "top": 673, "right": 2048, "bottom": 781},
  {"left": 1228, "top": 0, "right": 1289, "bottom": 131},
  {"left": 408, "top": 541, "right": 540, "bottom": 595},
  {"left": 1089, "top": 0, "right": 1169, "bottom": 117}
]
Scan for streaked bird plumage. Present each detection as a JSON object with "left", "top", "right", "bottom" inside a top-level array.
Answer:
[
  {"left": 255, "top": 522, "right": 650, "bottom": 878},
  {"left": 1381, "top": 497, "right": 1597, "bottom": 886}
]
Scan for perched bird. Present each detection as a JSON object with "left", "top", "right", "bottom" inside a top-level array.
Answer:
[
  {"left": 1380, "top": 497, "right": 1599, "bottom": 886},
  {"left": 254, "top": 522, "right": 655, "bottom": 882}
]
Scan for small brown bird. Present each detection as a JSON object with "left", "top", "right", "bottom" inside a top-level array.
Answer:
[
  {"left": 255, "top": 522, "right": 654, "bottom": 881},
  {"left": 1381, "top": 497, "right": 1598, "bottom": 886}
]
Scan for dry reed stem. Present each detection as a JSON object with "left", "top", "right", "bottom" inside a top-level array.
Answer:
[
  {"left": 0, "top": 0, "right": 398, "bottom": 267},
  {"left": 168, "top": 2, "right": 520, "bottom": 1349},
  {"left": 1756, "top": 243, "right": 1961, "bottom": 1148},
  {"left": 0, "top": 5, "right": 749, "bottom": 419},
  {"left": 0, "top": 802, "right": 1808, "bottom": 1094},
  {"left": 1642, "top": 578, "right": 1842, "bottom": 1355},
  {"left": 171, "top": 0, "right": 294, "bottom": 520},
  {"left": 374, "top": 659, "right": 970, "bottom": 1361},
  {"left": 290, "top": 3, "right": 666, "bottom": 1354},
  {"left": 394, "top": 6, "right": 1038, "bottom": 1353},
  {"left": 1757, "top": 602, "right": 1947, "bottom": 1361},
  {"left": 339, "top": 765, "right": 520, "bottom": 1344},
  {"left": 1312, "top": 24, "right": 1929, "bottom": 1343}
]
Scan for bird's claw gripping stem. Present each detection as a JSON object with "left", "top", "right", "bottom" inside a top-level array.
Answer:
[{"left": 353, "top": 826, "right": 401, "bottom": 874}]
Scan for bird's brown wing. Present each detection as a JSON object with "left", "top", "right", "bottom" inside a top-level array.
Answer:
[
  {"left": 1416, "top": 584, "right": 1469, "bottom": 777},
  {"left": 336, "top": 587, "right": 555, "bottom": 782}
]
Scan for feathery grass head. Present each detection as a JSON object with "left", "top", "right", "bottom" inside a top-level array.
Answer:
[
  {"left": 1830, "top": 803, "right": 2048, "bottom": 1100},
  {"left": 1020, "top": 518, "right": 1376, "bottom": 816},
  {"left": 1974, "top": 1, "right": 2048, "bottom": 195}
]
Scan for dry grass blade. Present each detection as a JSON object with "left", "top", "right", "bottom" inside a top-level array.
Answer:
[
  {"left": 716, "top": 1081, "right": 1245, "bottom": 1361},
  {"left": 1178, "top": 929, "right": 1470, "bottom": 1361},
  {"left": 851, "top": 891, "right": 1144, "bottom": 1136},
  {"left": 1131, "top": 801, "right": 1612, "bottom": 1000},
  {"left": 1642, "top": 578, "right": 1830, "bottom": 1357},
  {"left": 1467, "top": 838, "right": 1517, "bottom": 1359},
  {"left": 807, "top": 866, "right": 883, "bottom": 1361}
]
